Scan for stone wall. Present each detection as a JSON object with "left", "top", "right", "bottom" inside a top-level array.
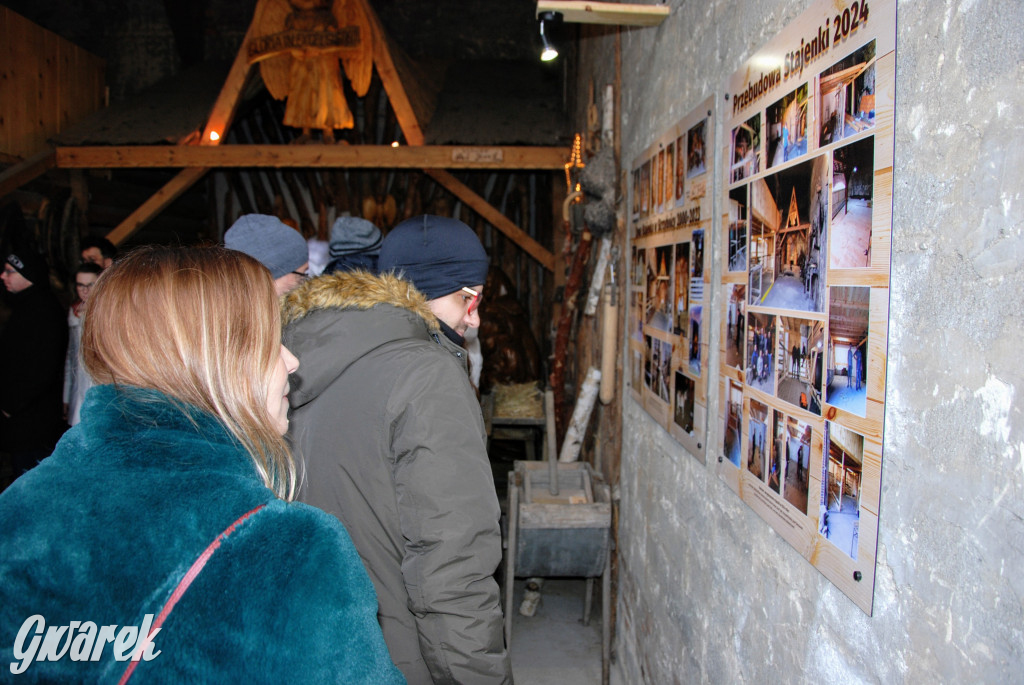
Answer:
[{"left": 574, "top": 0, "right": 1024, "bottom": 680}]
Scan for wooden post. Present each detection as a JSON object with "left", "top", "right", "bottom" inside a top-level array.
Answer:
[{"left": 549, "top": 230, "right": 593, "bottom": 440}]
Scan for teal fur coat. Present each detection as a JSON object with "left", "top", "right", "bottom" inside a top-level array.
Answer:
[{"left": 0, "top": 385, "right": 405, "bottom": 684}]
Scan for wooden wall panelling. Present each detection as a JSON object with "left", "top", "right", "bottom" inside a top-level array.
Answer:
[
  {"left": 0, "top": 8, "right": 14, "bottom": 154},
  {"left": 0, "top": 8, "right": 104, "bottom": 160}
]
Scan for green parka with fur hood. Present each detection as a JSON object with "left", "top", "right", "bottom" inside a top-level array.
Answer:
[{"left": 282, "top": 271, "right": 512, "bottom": 685}]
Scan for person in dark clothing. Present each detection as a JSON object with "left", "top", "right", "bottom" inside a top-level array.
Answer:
[
  {"left": 0, "top": 250, "right": 67, "bottom": 474},
  {"left": 284, "top": 215, "right": 511, "bottom": 684},
  {"left": 324, "top": 215, "right": 383, "bottom": 273},
  {"left": 80, "top": 236, "right": 117, "bottom": 270},
  {"left": 0, "top": 246, "right": 403, "bottom": 683}
]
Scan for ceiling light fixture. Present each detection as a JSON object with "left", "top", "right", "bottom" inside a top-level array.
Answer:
[
  {"left": 536, "top": 1, "right": 670, "bottom": 27},
  {"left": 539, "top": 11, "right": 561, "bottom": 62}
]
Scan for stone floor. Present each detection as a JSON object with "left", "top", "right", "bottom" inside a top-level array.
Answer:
[{"left": 508, "top": 577, "right": 622, "bottom": 685}]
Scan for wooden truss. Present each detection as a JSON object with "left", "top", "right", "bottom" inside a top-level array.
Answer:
[{"left": 2, "top": 0, "right": 561, "bottom": 271}]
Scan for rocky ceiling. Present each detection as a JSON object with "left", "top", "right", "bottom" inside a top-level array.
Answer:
[{"left": 5, "top": 0, "right": 573, "bottom": 146}]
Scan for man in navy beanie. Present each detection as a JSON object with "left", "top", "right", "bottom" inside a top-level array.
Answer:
[{"left": 282, "top": 215, "right": 511, "bottom": 684}]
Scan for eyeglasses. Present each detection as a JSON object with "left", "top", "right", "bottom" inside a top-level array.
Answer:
[
  {"left": 291, "top": 270, "right": 310, "bottom": 280},
  {"left": 461, "top": 286, "right": 481, "bottom": 314}
]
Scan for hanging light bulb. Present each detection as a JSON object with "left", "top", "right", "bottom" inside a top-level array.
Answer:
[{"left": 539, "top": 11, "right": 560, "bottom": 62}]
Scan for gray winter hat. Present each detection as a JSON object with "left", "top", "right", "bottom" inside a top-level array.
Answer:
[
  {"left": 225, "top": 214, "right": 308, "bottom": 279},
  {"left": 329, "top": 216, "right": 383, "bottom": 258}
]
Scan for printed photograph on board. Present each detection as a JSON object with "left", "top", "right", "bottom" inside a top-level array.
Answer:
[
  {"left": 730, "top": 113, "right": 761, "bottom": 183},
  {"left": 631, "top": 348, "right": 643, "bottom": 390},
  {"left": 747, "top": 399, "right": 771, "bottom": 481},
  {"left": 650, "top": 338, "right": 671, "bottom": 404},
  {"left": 724, "top": 284, "right": 747, "bottom": 370},
  {"left": 748, "top": 197, "right": 773, "bottom": 305},
  {"left": 643, "top": 334, "right": 654, "bottom": 391},
  {"left": 688, "top": 306, "right": 702, "bottom": 376},
  {"left": 830, "top": 136, "right": 875, "bottom": 268},
  {"left": 766, "top": 83, "right": 809, "bottom": 168},
  {"left": 640, "top": 159, "right": 651, "bottom": 217},
  {"left": 727, "top": 185, "right": 749, "bottom": 272},
  {"left": 826, "top": 286, "right": 869, "bottom": 416},
  {"left": 655, "top": 149, "right": 666, "bottom": 214},
  {"left": 690, "top": 229, "right": 705, "bottom": 301},
  {"left": 819, "top": 39, "right": 877, "bottom": 146},
  {"left": 675, "top": 134, "right": 686, "bottom": 205},
  {"left": 775, "top": 413, "right": 812, "bottom": 514},
  {"left": 723, "top": 379, "right": 743, "bottom": 467},
  {"left": 674, "top": 371, "right": 695, "bottom": 434},
  {"left": 746, "top": 312, "right": 776, "bottom": 395},
  {"left": 632, "top": 245, "right": 646, "bottom": 286},
  {"left": 664, "top": 142, "right": 675, "bottom": 212},
  {"left": 746, "top": 155, "right": 829, "bottom": 313},
  {"left": 821, "top": 421, "right": 864, "bottom": 561},
  {"left": 768, "top": 412, "right": 786, "bottom": 494},
  {"left": 687, "top": 118, "right": 708, "bottom": 178},
  {"left": 630, "top": 290, "right": 644, "bottom": 342},
  {"left": 645, "top": 245, "right": 674, "bottom": 333},
  {"left": 631, "top": 168, "right": 641, "bottom": 220},
  {"left": 776, "top": 316, "right": 824, "bottom": 416},
  {"left": 673, "top": 242, "right": 690, "bottom": 337}
]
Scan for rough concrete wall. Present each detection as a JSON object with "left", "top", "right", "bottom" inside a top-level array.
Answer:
[{"left": 574, "top": 0, "right": 1024, "bottom": 681}]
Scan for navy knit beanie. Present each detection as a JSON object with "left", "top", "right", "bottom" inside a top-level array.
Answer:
[
  {"left": 378, "top": 215, "right": 489, "bottom": 299},
  {"left": 224, "top": 214, "right": 308, "bottom": 279},
  {"left": 5, "top": 251, "right": 49, "bottom": 286}
]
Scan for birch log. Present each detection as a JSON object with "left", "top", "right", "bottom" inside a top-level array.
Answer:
[
  {"left": 559, "top": 367, "right": 602, "bottom": 462},
  {"left": 584, "top": 237, "right": 611, "bottom": 316}
]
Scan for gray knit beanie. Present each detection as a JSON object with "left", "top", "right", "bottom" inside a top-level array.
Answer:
[
  {"left": 329, "top": 216, "right": 383, "bottom": 258},
  {"left": 225, "top": 214, "right": 308, "bottom": 279}
]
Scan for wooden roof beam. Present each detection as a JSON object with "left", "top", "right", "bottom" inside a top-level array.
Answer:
[
  {"left": 356, "top": 0, "right": 432, "bottom": 146},
  {"left": 0, "top": 148, "right": 55, "bottom": 199},
  {"left": 105, "top": 167, "right": 209, "bottom": 246},
  {"left": 105, "top": 17, "right": 259, "bottom": 245},
  {"left": 56, "top": 145, "right": 568, "bottom": 170},
  {"left": 199, "top": 19, "right": 260, "bottom": 145}
]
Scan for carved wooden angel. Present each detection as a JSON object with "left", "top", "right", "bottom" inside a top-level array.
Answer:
[{"left": 248, "top": 0, "right": 374, "bottom": 140}]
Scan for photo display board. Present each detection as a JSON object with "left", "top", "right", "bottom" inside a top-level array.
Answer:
[
  {"left": 628, "top": 96, "right": 715, "bottom": 463},
  {"left": 717, "top": 0, "right": 895, "bottom": 614}
]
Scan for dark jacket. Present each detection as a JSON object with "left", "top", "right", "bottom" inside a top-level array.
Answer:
[
  {"left": 0, "top": 385, "right": 405, "bottom": 684},
  {"left": 283, "top": 271, "right": 512, "bottom": 685},
  {"left": 0, "top": 283, "right": 67, "bottom": 457}
]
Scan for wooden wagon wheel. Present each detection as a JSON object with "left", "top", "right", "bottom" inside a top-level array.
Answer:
[{"left": 51, "top": 195, "right": 81, "bottom": 275}]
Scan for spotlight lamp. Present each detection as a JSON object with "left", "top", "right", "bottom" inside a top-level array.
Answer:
[{"left": 539, "top": 11, "right": 562, "bottom": 62}]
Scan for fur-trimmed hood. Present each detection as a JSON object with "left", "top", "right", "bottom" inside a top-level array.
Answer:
[
  {"left": 282, "top": 270, "right": 437, "bottom": 330},
  {"left": 281, "top": 270, "right": 444, "bottom": 409}
]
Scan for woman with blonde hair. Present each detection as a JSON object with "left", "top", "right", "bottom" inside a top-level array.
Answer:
[{"left": 0, "top": 246, "right": 404, "bottom": 683}]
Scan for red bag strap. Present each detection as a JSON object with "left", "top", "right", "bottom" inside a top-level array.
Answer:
[{"left": 118, "top": 503, "right": 268, "bottom": 685}]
